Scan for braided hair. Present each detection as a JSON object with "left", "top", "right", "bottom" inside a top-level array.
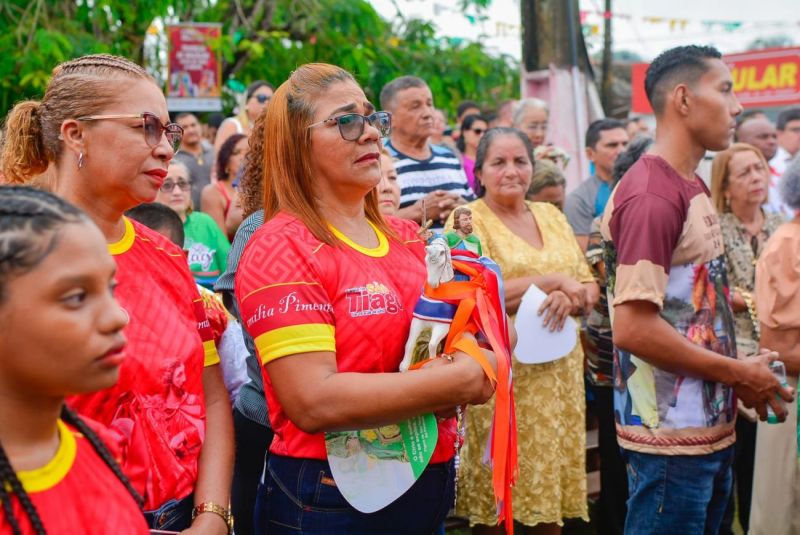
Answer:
[
  {"left": 0, "top": 186, "right": 144, "bottom": 533},
  {"left": 0, "top": 54, "right": 152, "bottom": 185},
  {"left": 0, "top": 186, "right": 85, "bottom": 303}
]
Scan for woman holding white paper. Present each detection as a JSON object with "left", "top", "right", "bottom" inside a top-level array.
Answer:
[{"left": 448, "top": 127, "right": 598, "bottom": 534}]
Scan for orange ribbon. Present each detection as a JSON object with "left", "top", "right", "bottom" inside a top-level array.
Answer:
[{"left": 425, "top": 258, "right": 518, "bottom": 534}]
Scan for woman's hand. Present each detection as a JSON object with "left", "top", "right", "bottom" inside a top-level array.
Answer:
[
  {"left": 452, "top": 346, "right": 497, "bottom": 406},
  {"left": 582, "top": 281, "right": 600, "bottom": 316},
  {"left": 557, "top": 276, "right": 588, "bottom": 313},
  {"left": 538, "top": 290, "right": 572, "bottom": 332},
  {"left": 180, "top": 511, "right": 229, "bottom": 535}
]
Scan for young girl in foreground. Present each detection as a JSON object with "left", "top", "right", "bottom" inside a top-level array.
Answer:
[{"left": 0, "top": 186, "right": 148, "bottom": 534}]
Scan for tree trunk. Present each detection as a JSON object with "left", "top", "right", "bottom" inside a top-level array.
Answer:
[
  {"left": 600, "top": 0, "right": 613, "bottom": 114},
  {"left": 521, "top": 0, "right": 587, "bottom": 71}
]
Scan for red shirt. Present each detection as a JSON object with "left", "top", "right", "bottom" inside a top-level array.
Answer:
[
  {"left": 0, "top": 419, "right": 148, "bottom": 534},
  {"left": 69, "top": 218, "right": 220, "bottom": 510},
  {"left": 236, "top": 213, "right": 455, "bottom": 462}
]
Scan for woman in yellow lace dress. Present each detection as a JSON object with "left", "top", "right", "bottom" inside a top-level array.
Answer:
[{"left": 447, "top": 128, "right": 598, "bottom": 534}]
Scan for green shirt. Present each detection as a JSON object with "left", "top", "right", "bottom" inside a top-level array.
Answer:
[
  {"left": 184, "top": 211, "right": 231, "bottom": 288},
  {"left": 444, "top": 230, "right": 482, "bottom": 256}
]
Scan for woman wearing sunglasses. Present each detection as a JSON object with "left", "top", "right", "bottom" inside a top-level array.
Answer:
[
  {"left": 214, "top": 80, "right": 273, "bottom": 157},
  {"left": 156, "top": 160, "right": 231, "bottom": 289},
  {"left": 456, "top": 114, "right": 489, "bottom": 193},
  {"left": 1, "top": 54, "right": 234, "bottom": 534},
  {"left": 234, "top": 63, "right": 499, "bottom": 534}
]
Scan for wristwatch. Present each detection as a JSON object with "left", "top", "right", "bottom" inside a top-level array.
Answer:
[{"left": 191, "top": 502, "right": 234, "bottom": 534}]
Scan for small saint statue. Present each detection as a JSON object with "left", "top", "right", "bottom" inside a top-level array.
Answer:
[{"left": 444, "top": 206, "right": 482, "bottom": 256}]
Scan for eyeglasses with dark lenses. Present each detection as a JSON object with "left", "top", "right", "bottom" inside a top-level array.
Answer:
[
  {"left": 471, "top": 128, "right": 486, "bottom": 135},
  {"left": 160, "top": 179, "right": 193, "bottom": 193},
  {"left": 254, "top": 94, "right": 271, "bottom": 104},
  {"left": 308, "top": 111, "right": 392, "bottom": 141},
  {"left": 77, "top": 112, "right": 184, "bottom": 151}
]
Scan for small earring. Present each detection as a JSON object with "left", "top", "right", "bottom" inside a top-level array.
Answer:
[{"left": 78, "top": 152, "right": 84, "bottom": 170}]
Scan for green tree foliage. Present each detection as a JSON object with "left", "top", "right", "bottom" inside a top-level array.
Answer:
[{"left": 0, "top": 0, "right": 518, "bottom": 119}]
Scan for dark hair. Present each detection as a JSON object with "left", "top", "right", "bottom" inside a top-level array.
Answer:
[
  {"left": 379, "top": 76, "right": 428, "bottom": 111},
  {"left": 0, "top": 187, "right": 144, "bottom": 533},
  {"left": 585, "top": 118, "right": 626, "bottom": 149},
  {"left": 645, "top": 45, "right": 722, "bottom": 114},
  {"left": 780, "top": 156, "right": 800, "bottom": 210},
  {"left": 456, "top": 100, "right": 480, "bottom": 120},
  {"left": 737, "top": 109, "right": 767, "bottom": 126},
  {"left": 207, "top": 112, "right": 225, "bottom": 129},
  {"left": 217, "top": 133, "right": 247, "bottom": 182},
  {"left": 776, "top": 107, "right": 800, "bottom": 131},
  {"left": 473, "top": 127, "right": 534, "bottom": 197},
  {"left": 0, "top": 186, "right": 87, "bottom": 303},
  {"left": 456, "top": 114, "right": 489, "bottom": 152},
  {"left": 0, "top": 406, "right": 144, "bottom": 535},
  {"left": 246, "top": 80, "right": 273, "bottom": 101},
  {"left": 125, "top": 202, "right": 185, "bottom": 246},
  {"left": 612, "top": 136, "right": 654, "bottom": 188},
  {"left": 239, "top": 109, "right": 265, "bottom": 219}
]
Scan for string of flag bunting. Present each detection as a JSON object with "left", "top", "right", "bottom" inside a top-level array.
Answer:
[{"left": 579, "top": 9, "right": 800, "bottom": 36}]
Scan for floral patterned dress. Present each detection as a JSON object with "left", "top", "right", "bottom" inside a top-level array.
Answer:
[
  {"left": 719, "top": 211, "right": 784, "bottom": 355},
  {"left": 450, "top": 199, "right": 593, "bottom": 527}
]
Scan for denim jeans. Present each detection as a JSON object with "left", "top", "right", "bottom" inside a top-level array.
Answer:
[
  {"left": 143, "top": 494, "right": 194, "bottom": 532},
  {"left": 254, "top": 455, "right": 454, "bottom": 534},
  {"left": 623, "top": 446, "right": 734, "bottom": 535},
  {"left": 232, "top": 408, "right": 274, "bottom": 535}
]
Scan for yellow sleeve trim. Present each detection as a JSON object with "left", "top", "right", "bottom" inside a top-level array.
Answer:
[
  {"left": 17, "top": 420, "right": 77, "bottom": 493},
  {"left": 203, "top": 339, "right": 221, "bottom": 367},
  {"left": 107, "top": 217, "right": 136, "bottom": 256},
  {"left": 255, "top": 323, "right": 335, "bottom": 365}
]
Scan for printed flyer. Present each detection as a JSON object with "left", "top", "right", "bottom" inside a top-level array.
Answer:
[{"left": 325, "top": 414, "right": 438, "bottom": 513}]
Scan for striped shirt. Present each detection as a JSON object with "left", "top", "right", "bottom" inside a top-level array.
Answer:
[{"left": 385, "top": 141, "right": 474, "bottom": 226}]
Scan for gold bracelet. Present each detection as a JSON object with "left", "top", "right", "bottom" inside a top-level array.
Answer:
[
  {"left": 191, "top": 502, "right": 233, "bottom": 534},
  {"left": 735, "top": 287, "right": 760, "bottom": 340}
]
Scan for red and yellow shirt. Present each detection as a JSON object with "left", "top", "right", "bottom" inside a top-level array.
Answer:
[
  {"left": 69, "top": 218, "right": 220, "bottom": 510},
  {"left": 236, "top": 212, "right": 456, "bottom": 462},
  {"left": 0, "top": 419, "right": 148, "bottom": 534}
]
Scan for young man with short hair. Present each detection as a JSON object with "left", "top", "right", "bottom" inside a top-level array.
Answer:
[
  {"left": 565, "top": 118, "right": 629, "bottom": 250},
  {"left": 601, "top": 45, "right": 793, "bottom": 534},
  {"left": 771, "top": 107, "right": 800, "bottom": 176}
]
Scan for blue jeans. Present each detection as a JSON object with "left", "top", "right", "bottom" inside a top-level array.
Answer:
[
  {"left": 254, "top": 455, "right": 454, "bottom": 534},
  {"left": 143, "top": 494, "right": 194, "bottom": 532},
  {"left": 623, "top": 446, "right": 734, "bottom": 535}
]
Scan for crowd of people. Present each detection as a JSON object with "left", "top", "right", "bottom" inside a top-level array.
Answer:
[{"left": 1, "top": 43, "right": 800, "bottom": 535}]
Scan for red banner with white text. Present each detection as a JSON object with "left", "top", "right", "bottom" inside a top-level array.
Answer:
[{"left": 166, "top": 23, "right": 222, "bottom": 112}]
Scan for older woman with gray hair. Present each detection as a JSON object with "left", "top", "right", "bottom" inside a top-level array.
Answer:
[
  {"left": 512, "top": 97, "right": 549, "bottom": 148},
  {"left": 750, "top": 157, "right": 800, "bottom": 535}
]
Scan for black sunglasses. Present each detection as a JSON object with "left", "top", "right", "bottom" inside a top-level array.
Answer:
[
  {"left": 471, "top": 128, "right": 486, "bottom": 135},
  {"left": 77, "top": 112, "right": 183, "bottom": 151},
  {"left": 307, "top": 111, "right": 392, "bottom": 141},
  {"left": 254, "top": 94, "right": 271, "bottom": 104}
]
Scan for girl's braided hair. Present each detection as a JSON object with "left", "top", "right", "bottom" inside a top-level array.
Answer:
[{"left": 0, "top": 186, "right": 144, "bottom": 533}]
